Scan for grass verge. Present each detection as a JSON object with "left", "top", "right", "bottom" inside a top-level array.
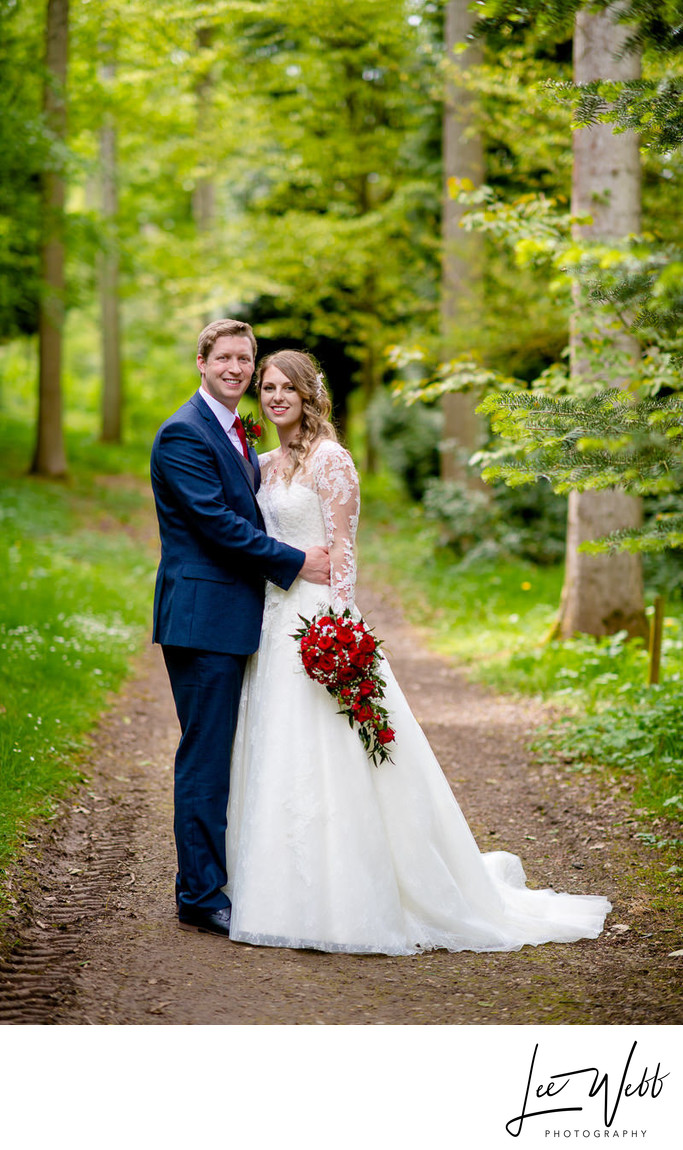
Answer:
[{"left": 0, "top": 416, "right": 157, "bottom": 884}]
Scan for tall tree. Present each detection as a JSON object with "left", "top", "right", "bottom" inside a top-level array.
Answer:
[
  {"left": 558, "top": 3, "right": 647, "bottom": 639},
  {"left": 99, "top": 56, "right": 123, "bottom": 444},
  {"left": 192, "top": 24, "right": 217, "bottom": 329},
  {"left": 441, "top": 0, "right": 485, "bottom": 484},
  {"left": 32, "top": 0, "right": 69, "bottom": 477}
]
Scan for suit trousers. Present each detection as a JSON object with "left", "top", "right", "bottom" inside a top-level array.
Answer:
[{"left": 162, "top": 645, "right": 247, "bottom": 913}]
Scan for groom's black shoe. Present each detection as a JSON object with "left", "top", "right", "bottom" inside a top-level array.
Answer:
[{"left": 178, "top": 906, "right": 232, "bottom": 938}]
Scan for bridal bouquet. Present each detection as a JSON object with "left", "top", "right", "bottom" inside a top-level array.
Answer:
[{"left": 292, "top": 609, "right": 395, "bottom": 766}]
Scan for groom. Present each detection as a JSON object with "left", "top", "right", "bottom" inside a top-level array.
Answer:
[{"left": 150, "top": 318, "right": 330, "bottom": 938}]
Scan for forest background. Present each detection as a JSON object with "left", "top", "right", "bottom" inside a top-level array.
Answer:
[{"left": 1, "top": 0, "right": 682, "bottom": 890}]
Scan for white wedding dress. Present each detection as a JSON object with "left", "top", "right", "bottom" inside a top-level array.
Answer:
[{"left": 226, "top": 439, "right": 611, "bottom": 955}]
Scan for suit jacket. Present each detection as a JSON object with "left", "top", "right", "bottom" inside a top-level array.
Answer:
[{"left": 150, "top": 390, "right": 305, "bottom": 655}]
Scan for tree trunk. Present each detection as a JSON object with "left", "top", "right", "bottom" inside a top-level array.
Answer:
[
  {"left": 100, "top": 60, "right": 122, "bottom": 444},
  {"left": 193, "top": 26, "right": 217, "bottom": 328},
  {"left": 31, "top": 0, "right": 69, "bottom": 478},
  {"left": 558, "top": 4, "right": 648, "bottom": 641},
  {"left": 362, "top": 334, "right": 380, "bottom": 474},
  {"left": 440, "top": 0, "right": 485, "bottom": 485}
]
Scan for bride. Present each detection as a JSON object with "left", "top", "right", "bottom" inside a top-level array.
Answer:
[{"left": 225, "top": 350, "right": 611, "bottom": 955}]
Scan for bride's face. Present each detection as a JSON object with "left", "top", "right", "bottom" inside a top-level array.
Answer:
[{"left": 260, "top": 366, "right": 304, "bottom": 434}]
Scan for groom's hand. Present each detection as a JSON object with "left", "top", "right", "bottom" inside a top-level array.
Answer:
[{"left": 300, "top": 546, "right": 331, "bottom": 585}]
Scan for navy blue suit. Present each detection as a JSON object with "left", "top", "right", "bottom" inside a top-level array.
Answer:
[{"left": 151, "top": 390, "right": 305, "bottom": 913}]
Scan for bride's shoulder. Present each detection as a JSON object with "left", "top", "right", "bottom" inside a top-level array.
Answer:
[
  {"left": 311, "top": 437, "right": 357, "bottom": 473},
  {"left": 310, "top": 438, "right": 359, "bottom": 493},
  {"left": 258, "top": 448, "right": 279, "bottom": 472}
]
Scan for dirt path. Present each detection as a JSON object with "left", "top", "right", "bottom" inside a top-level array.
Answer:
[{"left": 1, "top": 578, "right": 682, "bottom": 1025}]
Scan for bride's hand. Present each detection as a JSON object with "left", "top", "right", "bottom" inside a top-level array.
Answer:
[{"left": 300, "top": 546, "right": 331, "bottom": 585}]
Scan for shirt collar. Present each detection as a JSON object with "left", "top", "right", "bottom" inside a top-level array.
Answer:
[{"left": 198, "top": 386, "right": 238, "bottom": 435}]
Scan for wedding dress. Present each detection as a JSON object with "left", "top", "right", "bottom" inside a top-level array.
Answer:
[{"left": 226, "top": 439, "right": 611, "bottom": 955}]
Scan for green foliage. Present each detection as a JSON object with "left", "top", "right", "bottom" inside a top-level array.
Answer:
[
  {"left": 422, "top": 476, "right": 567, "bottom": 565},
  {"left": 2, "top": 0, "right": 448, "bottom": 444},
  {"left": 432, "top": 28, "right": 576, "bottom": 377},
  {"left": 359, "top": 474, "right": 564, "bottom": 661},
  {"left": 536, "top": 683, "right": 683, "bottom": 815},
  {"left": 451, "top": 184, "right": 683, "bottom": 346},
  {"left": 557, "top": 76, "right": 683, "bottom": 152},
  {"left": 641, "top": 492, "right": 683, "bottom": 591},
  {"left": 0, "top": 0, "right": 46, "bottom": 340},
  {"left": 391, "top": 349, "right": 518, "bottom": 404},
  {"left": 473, "top": 0, "right": 683, "bottom": 58},
  {"left": 0, "top": 416, "right": 157, "bottom": 870},
  {"left": 526, "top": 621, "right": 683, "bottom": 816},
  {"left": 366, "top": 388, "right": 442, "bottom": 499},
  {"left": 394, "top": 175, "right": 683, "bottom": 565},
  {"left": 219, "top": 0, "right": 442, "bottom": 385},
  {"left": 477, "top": 389, "right": 683, "bottom": 555},
  {"left": 389, "top": 186, "right": 683, "bottom": 409}
]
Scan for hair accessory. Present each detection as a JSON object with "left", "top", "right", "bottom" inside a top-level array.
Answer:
[{"left": 315, "top": 371, "right": 325, "bottom": 398}]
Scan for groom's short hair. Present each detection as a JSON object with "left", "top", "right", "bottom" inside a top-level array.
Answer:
[{"left": 197, "top": 319, "right": 257, "bottom": 360}]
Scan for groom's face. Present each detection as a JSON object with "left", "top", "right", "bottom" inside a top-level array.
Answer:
[{"left": 197, "top": 335, "right": 255, "bottom": 411}]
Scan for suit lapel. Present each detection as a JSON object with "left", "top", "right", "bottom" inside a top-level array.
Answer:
[{"left": 190, "top": 392, "right": 258, "bottom": 499}]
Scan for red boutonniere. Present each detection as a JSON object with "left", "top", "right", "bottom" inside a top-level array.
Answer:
[
  {"left": 292, "top": 608, "right": 395, "bottom": 766},
  {"left": 241, "top": 412, "right": 263, "bottom": 448}
]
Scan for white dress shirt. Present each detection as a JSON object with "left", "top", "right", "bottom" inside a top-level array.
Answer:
[{"left": 198, "top": 386, "right": 247, "bottom": 457}]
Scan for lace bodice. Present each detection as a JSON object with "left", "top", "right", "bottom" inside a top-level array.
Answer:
[{"left": 258, "top": 439, "right": 360, "bottom": 613}]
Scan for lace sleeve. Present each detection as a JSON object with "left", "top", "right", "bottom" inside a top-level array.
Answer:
[{"left": 313, "top": 441, "right": 360, "bottom": 612}]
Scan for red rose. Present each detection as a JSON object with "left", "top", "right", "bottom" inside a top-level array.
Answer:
[
  {"left": 338, "top": 664, "right": 359, "bottom": 683},
  {"left": 357, "top": 679, "right": 376, "bottom": 698},
  {"left": 317, "top": 634, "right": 334, "bottom": 651},
  {"left": 317, "top": 653, "right": 336, "bottom": 673},
  {"left": 349, "top": 649, "right": 372, "bottom": 669},
  {"left": 317, "top": 616, "right": 333, "bottom": 628},
  {"left": 253, "top": 424, "right": 262, "bottom": 438},
  {"left": 377, "top": 728, "right": 395, "bottom": 745},
  {"left": 352, "top": 703, "right": 375, "bottom": 722},
  {"left": 358, "top": 634, "right": 376, "bottom": 655},
  {"left": 335, "top": 624, "right": 355, "bottom": 646}
]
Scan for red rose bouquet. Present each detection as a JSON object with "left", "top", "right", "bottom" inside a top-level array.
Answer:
[{"left": 292, "top": 608, "right": 395, "bottom": 766}]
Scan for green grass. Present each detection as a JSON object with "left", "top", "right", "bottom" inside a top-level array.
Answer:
[
  {"left": 0, "top": 415, "right": 158, "bottom": 876},
  {"left": 359, "top": 472, "right": 683, "bottom": 823}
]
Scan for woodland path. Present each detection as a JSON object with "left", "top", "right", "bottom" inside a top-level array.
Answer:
[{"left": 1, "top": 574, "right": 681, "bottom": 1025}]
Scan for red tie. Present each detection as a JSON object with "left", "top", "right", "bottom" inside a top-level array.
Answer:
[{"left": 233, "top": 415, "right": 249, "bottom": 458}]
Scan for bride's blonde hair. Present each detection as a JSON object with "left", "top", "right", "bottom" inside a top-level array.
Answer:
[{"left": 256, "top": 350, "right": 337, "bottom": 481}]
